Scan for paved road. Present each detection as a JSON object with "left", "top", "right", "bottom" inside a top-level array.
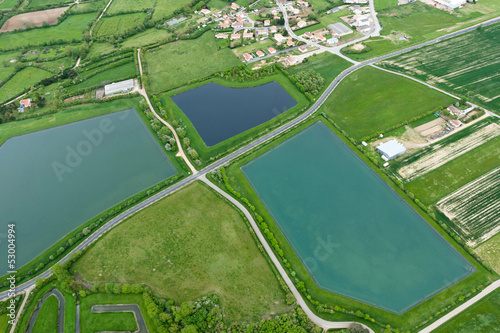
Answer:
[
  {"left": 200, "top": 175, "right": 375, "bottom": 333},
  {"left": 26, "top": 289, "right": 65, "bottom": 333},
  {"left": 2, "top": 13, "right": 500, "bottom": 333},
  {"left": 91, "top": 304, "right": 148, "bottom": 333}
]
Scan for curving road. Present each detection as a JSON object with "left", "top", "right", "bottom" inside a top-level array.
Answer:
[
  {"left": 91, "top": 304, "right": 148, "bottom": 333},
  {"left": 2, "top": 13, "right": 500, "bottom": 333},
  {"left": 26, "top": 288, "right": 65, "bottom": 333}
]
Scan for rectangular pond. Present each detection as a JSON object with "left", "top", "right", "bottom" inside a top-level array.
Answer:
[
  {"left": 241, "top": 121, "right": 474, "bottom": 313},
  {"left": 170, "top": 81, "right": 298, "bottom": 147},
  {"left": 0, "top": 109, "right": 177, "bottom": 275}
]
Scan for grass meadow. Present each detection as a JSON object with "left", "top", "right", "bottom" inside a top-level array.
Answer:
[
  {"left": 94, "top": 13, "right": 147, "bottom": 37},
  {"left": 27, "top": 0, "right": 69, "bottom": 7},
  {"left": 121, "top": 28, "right": 173, "bottom": 48},
  {"left": 0, "top": 13, "right": 96, "bottom": 50},
  {"left": 319, "top": 66, "right": 455, "bottom": 140},
  {"left": 477, "top": 232, "right": 500, "bottom": 274},
  {"left": 107, "top": 0, "right": 155, "bottom": 15},
  {"left": 0, "top": 67, "right": 53, "bottom": 104},
  {"left": 379, "top": 23, "right": 500, "bottom": 114},
  {"left": 0, "top": 0, "right": 17, "bottom": 9},
  {"left": 220, "top": 115, "right": 496, "bottom": 332},
  {"left": 434, "top": 289, "right": 500, "bottom": 333},
  {"left": 31, "top": 295, "right": 59, "bottom": 333},
  {"left": 144, "top": 32, "right": 240, "bottom": 94},
  {"left": 73, "top": 182, "right": 289, "bottom": 322}
]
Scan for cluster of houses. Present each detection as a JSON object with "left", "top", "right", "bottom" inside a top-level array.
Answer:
[
  {"left": 341, "top": 5, "right": 374, "bottom": 33},
  {"left": 281, "top": 0, "right": 309, "bottom": 16}
]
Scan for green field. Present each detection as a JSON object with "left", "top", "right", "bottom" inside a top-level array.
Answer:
[
  {"left": 65, "top": 61, "right": 136, "bottom": 92},
  {"left": 406, "top": 132, "right": 500, "bottom": 205},
  {"left": 0, "top": 67, "right": 52, "bottom": 104},
  {"left": 308, "top": 0, "right": 341, "bottom": 13},
  {"left": 379, "top": 23, "right": 500, "bottom": 114},
  {"left": 287, "top": 52, "right": 352, "bottom": 95},
  {"left": 94, "top": 13, "right": 147, "bottom": 37},
  {"left": 107, "top": 0, "right": 155, "bottom": 14},
  {"left": 0, "top": 0, "right": 17, "bottom": 9},
  {"left": 145, "top": 32, "right": 240, "bottom": 94},
  {"left": 343, "top": 1, "right": 500, "bottom": 61},
  {"left": 477, "top": 232, "right": 500, "bottom": 274},
  {"left": 374, "top": 0, "right": 397, "bottom": 10},
  {"left": 0, "top": 97, "right": 142, "bottom": 145},
  {"left": 233, "top": 39, "right": 274, "bottom": 57},
  {"left": 295, "top": 23, "right": 325, "bottom": 36},
  {"left": 73, "top": 182, "right": 288, "bottom": 322},
  {"left": 434, "top": 289, "right": 500, "bottom": 333},
  {"left": 32, "top": 295, "right": 58, "bottom": 333},
  {"left": 121, "top": 28, "right": 173, "bottom": 48},
  {"left": 27, "top": 0, "right": 69, "bottom": 7},
  {"left": 0, "top": 13, "right": 96, "bottom": 50},
  {"left": 319, "top": 66, "right": 455, "bottom": 140}
]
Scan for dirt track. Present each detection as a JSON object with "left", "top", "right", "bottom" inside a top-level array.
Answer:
[{"left": 0, "top": 7, "right": 69, "bottom": 33}]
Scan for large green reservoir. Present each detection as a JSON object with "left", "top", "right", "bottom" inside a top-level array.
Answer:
[
  {"left": 241, "top": 121, "right": 474, "bottom": 313},
  {"left": 0, "top": 109, "right": 177, "bottom": 274}
]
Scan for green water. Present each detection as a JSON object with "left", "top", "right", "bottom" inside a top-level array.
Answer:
[
  {"left": 242, "top": 121, "right": 474, "bottom": 313},
  {"left": 0, "top": 109, "right": 177, "bottom": 274}
]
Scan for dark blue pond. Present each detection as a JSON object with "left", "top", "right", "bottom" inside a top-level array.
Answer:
[{"left": 171, "top": 81, "right": 298, "bottom": 147}]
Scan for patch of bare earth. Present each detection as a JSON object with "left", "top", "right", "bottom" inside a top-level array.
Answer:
[
  {"left": 351, "top": 43, "right": 365, "bottom": 51},
  {"left": 399, "top": 122, "right": 500, "bottom": 180},
  {"left": 0, "top": 7, "right": 69, "bottom": 33}
]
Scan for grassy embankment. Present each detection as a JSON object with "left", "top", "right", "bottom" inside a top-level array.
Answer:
[
  {"left": 73, "top": 182, "right": 289, "bottom": 322},
  {"left": 342, "top": 1, "right": 500, "bottom": 61},
  {"left": 218, "top": 114, "right": 496, "bottom": 332},
  {"left": 477, "top": 233, "right": 500, "bottom": 274},
  {"left": 319, "top": 66, "right": 455, "bottom": 140},
  {"left": 144, "top": 31, "right": 241, "bottom": 94}
]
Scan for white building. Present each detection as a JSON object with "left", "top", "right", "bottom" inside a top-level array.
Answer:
[
  {"left": 104, "top": 79, "right": 134, "bottom": 96},
  {"left": 376, "top": 140, "right": 406, "bottom": 160},
  {"left": 433, "top": 0, "right": 466, "bottom": 9}
]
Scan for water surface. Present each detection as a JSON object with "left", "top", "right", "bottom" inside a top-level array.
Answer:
[
  {"left": 242, "top": 121, "right": 474, "bottom": 313},
  {"left": 171, "top": 81, "right": 298, "bottom": 146},
  {"left": 0, "top": 109, "right": 177, "bottom": 274}
]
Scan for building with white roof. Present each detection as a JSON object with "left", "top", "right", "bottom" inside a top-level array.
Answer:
[
  {"left": 376, "top": 140, "right": 406, "bottom": 160},
  {"left": 104, "top": 79, "right": 134, "bottom": 96}
]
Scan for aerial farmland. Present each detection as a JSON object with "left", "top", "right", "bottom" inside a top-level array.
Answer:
[{"left": 0, "top": 0, "right": 499, "bottom": 332}]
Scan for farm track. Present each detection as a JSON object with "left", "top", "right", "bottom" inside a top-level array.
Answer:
[
  {"left": 398, "top": 122, "right": 500, "bottom": 180},
  {"left": 1, "top": 9, "right": 500, "bottom": 333},
  {"left": 437, "top": 166, "right": 500, "bottom": 246}
]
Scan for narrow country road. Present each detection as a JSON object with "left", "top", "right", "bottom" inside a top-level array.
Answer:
[
  {"left": 2, "top": 13, "right": 500, "bottom": 333},
  {"left": 200, "top": 175, "right": 375, "bottom": 333},
  {"left": 92, "top": 304, "right": 148, "bottom": 333},
  {"left": 136, "top": 48, "right": 198, "bottom": 174},
  {"left": 26, "top": 289, "right": 65, "bottom": 333}
]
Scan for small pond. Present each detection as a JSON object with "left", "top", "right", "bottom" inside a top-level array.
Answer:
[{"left": 171, "top": 81, "right": 298, "bottom": 147}]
